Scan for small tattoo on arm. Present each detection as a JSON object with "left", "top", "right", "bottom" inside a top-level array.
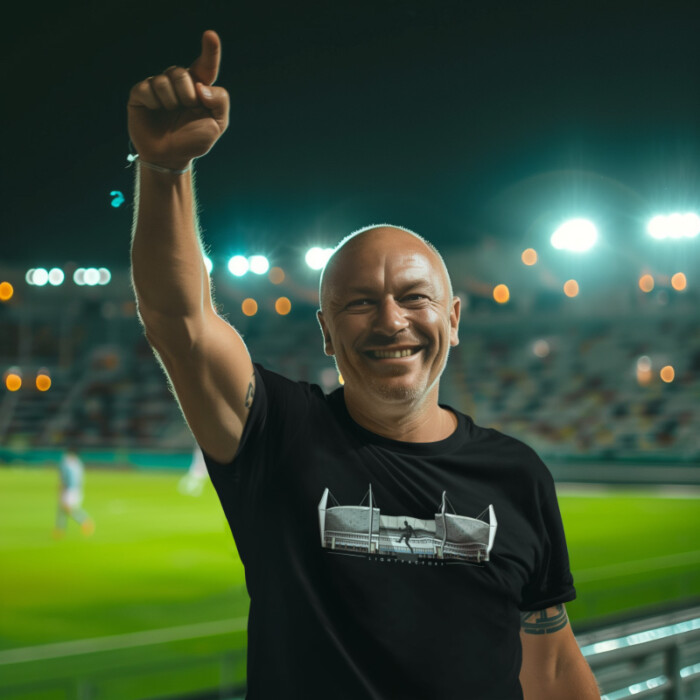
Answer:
[
  {"left": 244, "top": 373, "right": 255, "bottom": 409},
  {"left": 520, "top": 604, "right": 569, "bottom": 635}
]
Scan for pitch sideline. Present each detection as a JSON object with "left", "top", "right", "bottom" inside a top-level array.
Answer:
[{"left": 0, "top": 616, "right": 248, "bottom": 666}]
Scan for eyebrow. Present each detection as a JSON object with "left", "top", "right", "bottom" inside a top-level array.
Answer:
[{"left": 342, "top": 281, "right": 438, "bottom": 297}]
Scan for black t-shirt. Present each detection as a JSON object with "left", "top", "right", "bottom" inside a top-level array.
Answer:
[{"left": 204, "top": 365, "right": 576, "bottom": 700}]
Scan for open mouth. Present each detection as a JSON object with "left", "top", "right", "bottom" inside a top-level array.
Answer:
[{"left": 365, "top": 347, "right": 421, "bottom": 359}]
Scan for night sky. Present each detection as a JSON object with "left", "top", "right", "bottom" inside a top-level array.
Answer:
[{"left": 3, "top": 0, "right": 699, "bottom": 269}]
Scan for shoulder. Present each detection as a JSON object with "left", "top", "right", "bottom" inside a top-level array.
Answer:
[{"left": 457, "top": 413, "right": 556, "bottom": 489}]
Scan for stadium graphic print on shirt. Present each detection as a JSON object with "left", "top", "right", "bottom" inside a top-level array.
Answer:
[{"left": 318, "top": 485, "right": 497, "bottom": 565}]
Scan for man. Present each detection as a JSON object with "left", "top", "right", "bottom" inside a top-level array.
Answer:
[
  {"left": 129, "top": 30, "right": 599, "bottom": 699},
  {"left": 53, "top": 447, "right": 95, "bottom": 538}
]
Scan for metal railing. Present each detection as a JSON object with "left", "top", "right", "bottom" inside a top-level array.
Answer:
[
  {"left": 578, "top": 607, "right": 700, "bottom": 699},
  {"left": 2, "top": 607, "right": 699, "bottom": 699}
]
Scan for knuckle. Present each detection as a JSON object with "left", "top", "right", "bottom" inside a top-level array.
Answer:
[
  {"left": 150, "top": 74, "right": 169, "bottom": 88},
  {"left": 171, "top": 67, "right": 190, "bottom": 81}
]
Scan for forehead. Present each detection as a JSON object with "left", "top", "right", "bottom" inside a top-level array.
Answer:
[{"left": 322, "top": 229, "right": 448, "bottom": 302}]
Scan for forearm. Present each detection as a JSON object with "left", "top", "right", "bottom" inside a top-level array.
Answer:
[
  {"left": 130, "top": 165, "right": 211, "bottom": 326},
  {"left": 522, "top": 653, "right": 599, "bottom": 700}
]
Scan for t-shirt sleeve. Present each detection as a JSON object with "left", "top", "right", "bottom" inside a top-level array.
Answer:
[
  {"left": 200, "top": 364, "right": 318, "bottom": 555},
  {"left": 519, "top": 479, "right": 577, "bottom": 611}
]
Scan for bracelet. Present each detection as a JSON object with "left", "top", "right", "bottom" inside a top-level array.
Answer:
[{"left": 131, "top": 154, "right": 192, "bottom": 175}]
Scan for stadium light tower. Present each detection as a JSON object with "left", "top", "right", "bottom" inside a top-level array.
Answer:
[
  {"left": 249, "top": 255, "right": 270, "bottom": 275},
  {"left": 228, "top": 255, "right": 249, "bottom": 277},
  {"left": 647, "top": 212, "right": 700, "bottom": 240},
  {"left": 305, "top": 247, "right": 334, "bottom": 270},
  {"left": 550, "top": 219, "right": 598, "bottom": 252}
]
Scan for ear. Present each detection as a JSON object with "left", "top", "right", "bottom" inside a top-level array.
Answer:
[
  {"left": 316, "top": 310, "right": 335, "bottom": 356},
  {"left": 449, "top": 296, "right": 461, "bottom": 347}
]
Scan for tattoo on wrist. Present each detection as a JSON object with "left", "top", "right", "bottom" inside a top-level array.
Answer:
[
  {"left": 244, "top": 373, "right": 255, "bottom": 409},
  {"left": 520, "top": 604, "right": 568, "bottom": 635}
]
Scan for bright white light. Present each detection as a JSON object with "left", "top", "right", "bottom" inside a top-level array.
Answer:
[
  {"left": 84, "top": 268, "right": 100, "bottom": 286},
  {"left": 647, "top": 215, "right": 666, "bottom": 239},
  {"left": 637, "top": 355, "right": 652, "bottom": 372},
  {"left": 203, "top": 256, "right": 213, "bottom": 274},
  {"left": 305, "top": 247, "right": 334, "bottom": 270},
  {"left": 74, "top": 268, "right": 86, "bottom": 286},
  {"left": 48, "top": 268, "right": 65, "bottom": 286},
  {"left": 249, "top": 255, "right": 270, "bottom": 275},
  {"left": 98, "top": 268, "right": 111, "bottom": 285},
  {"left": 647, "top": 212, "right": 700, "bottom": 239},
  {"left": 533, "top": 339, "right": 550, "bottom": 358},
  {"left": 684, "top": 212, "right": 700, "bottom": 237},
  {"left": 32, "top": 268, "right": 49, "bottom": 286},
  {"left": 550, "top": 219, "right": 598, "bottom": 252},
  {"left": 228, "top": 255, "right": 249, "bottom": 277},
  {"left": 25, "top": 268, "right": 35, "bottom": 285}
]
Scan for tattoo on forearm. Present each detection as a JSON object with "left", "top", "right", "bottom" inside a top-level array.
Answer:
[
  {"left": 520, "top": 604, "right": 569, "bottom": 635},
  {"left": 244, "top": 373, "right": 255, "bottom": 409}
]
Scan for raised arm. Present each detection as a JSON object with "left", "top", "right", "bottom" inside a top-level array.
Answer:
[{"left": 129, "top": 31, "right": 254, "bottom": 464}]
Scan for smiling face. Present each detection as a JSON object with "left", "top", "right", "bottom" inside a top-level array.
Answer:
[{"left": 317, "top": 227, "right": 460, "bottom": 415}]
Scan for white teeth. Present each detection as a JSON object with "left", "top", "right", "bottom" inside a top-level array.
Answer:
[{"left": 372, "top": 349, "right": 415, "bottom": 359}]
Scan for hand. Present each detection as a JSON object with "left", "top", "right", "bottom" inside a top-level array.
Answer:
[{"left": 128, "top": 30, "right": 230, "bottom": 171}]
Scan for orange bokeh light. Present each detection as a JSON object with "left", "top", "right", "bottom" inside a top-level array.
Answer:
[
  {"left": 0, "top": 281, "right": 14, "bottom": 301},
  {"left": 269, "top": 267, "right": 285, "bottom": 285},
  {"left": 563, "top": 279, "right": 579, "bottom": 298},
  {"left": 636, "top": 368, "right": 652, "bottom": 386},
  {"left": 275, "top": 297, "right": 292, "bottom": 315},
  {"left": 241, "top": 298, "right": 258, "bottom": 316},
  {"left": 671, "top": 272, "right": 687, "bottom": 291},
  {"left": 493, "top": 284, "right": 510, "bottom": 304},
  {"left": 5, "top": 373, "right": 22, "bottom": 391},
  {"left": 660, "top": 365, "right": 675, "bottom": 383},
  {"left": 36, "top": 374, "right": 52, "bottom": 391},
  {"left": 638, "top": 274, "right": 654, "bottom": 293},
  {"left": 521, "top": 248, "right": 538, "bottom": 266}
]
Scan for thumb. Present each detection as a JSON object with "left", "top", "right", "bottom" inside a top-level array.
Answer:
[
  {"left": 196, "top": 83, "right": 230, "bottom": 131},
  {"left": 190, "top": 30, "right": 221, "bottom": 86}
]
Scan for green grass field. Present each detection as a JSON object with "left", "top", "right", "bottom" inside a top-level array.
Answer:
[{"left": 1, "top": 467, "right": 698, "bottom": 700}]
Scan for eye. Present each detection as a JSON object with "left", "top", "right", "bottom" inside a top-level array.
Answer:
[
  {"left": 402, "top": 294, "right": 428, "bottom": 303},
  {"left": 346, "top": 298, "right": 374, "bottom": 308}
]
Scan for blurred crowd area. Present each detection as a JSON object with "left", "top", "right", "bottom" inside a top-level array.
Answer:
[{"left": 0, "top": 265, "right": 698, "bottom": 462}]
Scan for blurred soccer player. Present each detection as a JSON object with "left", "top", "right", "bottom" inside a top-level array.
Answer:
[
  {"left": 177, "top": 445, "right": 208, "bottom": 497},
  {"left": 53, "top": 448, "right": 94, "bottom": 539}
]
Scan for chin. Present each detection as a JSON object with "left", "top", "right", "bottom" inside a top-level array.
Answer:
[{"left": 367, "top": 377, "right": 424, "bottom": 403}]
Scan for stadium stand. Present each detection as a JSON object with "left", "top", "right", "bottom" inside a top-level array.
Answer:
[{"left": 0, "top": 262, "right": 698, "bottom": 465}]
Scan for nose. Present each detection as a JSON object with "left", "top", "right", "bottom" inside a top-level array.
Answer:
[{"left": 372, "top": 296, "right": 409, "bottom": 335}]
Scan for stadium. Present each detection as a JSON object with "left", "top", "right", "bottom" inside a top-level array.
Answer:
[{"left": 2, "top": 2, "right": 699, "bottom": 700}]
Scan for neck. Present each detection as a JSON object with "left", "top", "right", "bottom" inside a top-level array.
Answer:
[{"left": 343, "top": 388, "right": 457, "bottom": 442}]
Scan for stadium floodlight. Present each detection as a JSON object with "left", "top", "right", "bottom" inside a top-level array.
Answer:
[
  {"left": 228, "top": 255, "right": 249, "bottom": 277},
  {"left": 73, "top": 268, "right": 86, "bottom": 286},
  {"left": 249, "top": 255, "right": 270, "bottom": 275},
  {"left": 647, "top": 212, "right": 700, "bottom": 240},
  {"left": 84, "top": 268, "right": 100, "bottom": 286},
  {"left": 31, "top": 268, "right": 49, "bottom": 286},
  {"left": 98, "top": 268, "right": 111, "bottom": 285},
  {"left": 203, "top": 256, "right": 213, "bottom": 274},
  {"left": 305, "top": 247, "right": 334, "bottom": 270},
  {"left": 48, "top": 268, "right": 65, "bottom": 286},
  {"left": 550, "top": 219, "right": 598, "bottom": 252}
]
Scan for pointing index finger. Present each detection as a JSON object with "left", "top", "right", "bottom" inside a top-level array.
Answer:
[{"left": 189, "top": 30, "right": 221, "bottom": 86}]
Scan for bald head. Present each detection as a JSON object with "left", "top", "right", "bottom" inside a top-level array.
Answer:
[{"left": 319, "top": 225, "right": 453, "bottom": 312}]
